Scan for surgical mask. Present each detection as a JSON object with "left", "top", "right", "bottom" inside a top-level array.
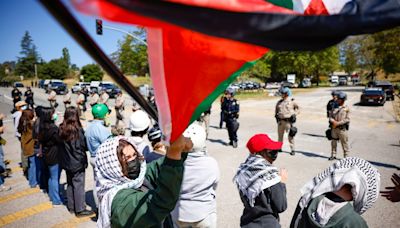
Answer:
[
  {"left": 21, "top": 105, "right": 27, "bottom": 110},
  {"left": 127, "top": 158, "right": 141, "bottom": 179},
  {"left": 52, "top": 113, "right": 58, "bottom": 121},
  {"left": 267, "top": 150, "right": 279, "bottom": 161}
]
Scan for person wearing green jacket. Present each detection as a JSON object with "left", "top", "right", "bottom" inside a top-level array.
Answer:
[
  {"left": 290, "top": 157, "right": 380, "bottom": 228},
  {"left": 95, "top": 134, "right": 193, "bottom": 228}
]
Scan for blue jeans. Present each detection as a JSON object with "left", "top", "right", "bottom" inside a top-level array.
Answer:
[
  {"left": 28, "top": 155, "right": 38, "bottom": 187},
  {"left": 0, "top": 145, "right": 4, "bottom": 185},
  {"left": 36, "top": 156, "right": 49, "bottom": 191},
  {"left": 48, "top": 164, "right": 62, "bottom": 205}
]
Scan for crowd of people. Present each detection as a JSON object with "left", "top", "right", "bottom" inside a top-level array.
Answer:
[{"left": 0, "top": 85, "right": 399, "bottom": 228}]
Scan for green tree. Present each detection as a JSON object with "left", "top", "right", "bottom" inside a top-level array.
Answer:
[
  {"left": 38, "top": 59, "right": 69, "bottom": 79},
  {"left": 62, "top": 47, "right": 71, "bottom": 68},
  {"left": 80, "top": 64, "right": 103, "bottom": 82},
  {"left": 372, "top": 27, "right": 400, "bottom": 75},
  {"left": 116, "top": 28, "right": 149, "bottom": 76},
  {"left": 15, "top": 31, "right": 40, "bottom": 78}
]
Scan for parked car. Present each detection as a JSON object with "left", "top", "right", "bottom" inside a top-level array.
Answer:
[
  {"left": 368, "top": 81, "right": 394, "bottom": 101},
  {"left": 360, "top": 88, "right": 386, "bottom": 106},
  {"left": 14, "top": 82, "right": 24, "bottom": 88},
  {"left": 281, "top": 81, "right": 298, "bottom": 88},
  {"left": 48, "top": 81, "right": 67, "bottom": 95},
  {"left": 338, "top": 76, "right": 348, "bottom": 85},
  {"left": 71, "top": 82, "right": 90, "bottom": 93},
  {"left": 300, "top": 78, "right": 311, "bottom": 88}
]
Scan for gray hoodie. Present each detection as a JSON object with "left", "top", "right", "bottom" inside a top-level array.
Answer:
[{"left": 171, "top": 148, "right": 220, "bottom": 223}]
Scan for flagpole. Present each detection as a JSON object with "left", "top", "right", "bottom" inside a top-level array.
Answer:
[{"left": 39, "top": 0, "right": 158, "bottom": 121}]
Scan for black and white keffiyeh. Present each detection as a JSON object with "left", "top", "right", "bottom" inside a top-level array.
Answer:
[
  {"left": 233, "top": 154, "right": 281, "bottom": 207},
  {"left": 95, "top": 136, "right": 147, "bottom": 228},
  {"left": 293, "top": 157, "right": 380, "bottom": 228}
]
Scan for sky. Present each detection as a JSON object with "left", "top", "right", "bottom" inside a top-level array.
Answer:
[{"left": 0, "top": 0, "right": 139, "bottom": 67}]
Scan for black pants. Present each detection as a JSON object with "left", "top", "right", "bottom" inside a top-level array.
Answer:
[
  {"left": 220, "top": 111, "right": 225, "bottom": 128},
  {"left": 66, "top": 170, "right": 86, "bottom": 213},
  {"left": 226, "top": 118, "right": 238, "bottom": 142}
]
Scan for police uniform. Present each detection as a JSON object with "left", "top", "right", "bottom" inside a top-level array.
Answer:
[
  {"left": 222, "top": 97, "right": 239, "bottom": 147},
  {"left": 100, "top": 92, "right": 109, "bottom": 105},
  {"left": 89, "top": 93, "right": 100, "bottom": 107},
  {"left": 330, "top": 105, "right": 350, "bottom": 158},
  {"left": 76, "top": 93, "right": 85, "bottom": 118},
  {"left": 275, "top": 97, "right": 299, "bottom": 152},
  {"left": 24, "top": 89, "right": 34, "bottom": 109},
  {"left": 115, "top": 94, "right": 125, "bottom": 125},
  {"left": 48, "top": 90, "right": 57, "bottom": 108},
  {"left": 63, "top": 91, "right": 72, "bottom": 109}
]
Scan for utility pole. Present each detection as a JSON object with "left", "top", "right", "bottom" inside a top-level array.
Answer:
[{"left": 95, "top": 19, "right": 147, "bottom": 46}]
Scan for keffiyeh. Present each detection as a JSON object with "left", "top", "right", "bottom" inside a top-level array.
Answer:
[
  {"left": 293, "top": 157, "right": 380, "bottom": 228},
  {"left": 233, "top": 154, "right": 281, "bottom": 207},
  {"left": 95, "top": 136, "right": 147, "bottom": 228}
]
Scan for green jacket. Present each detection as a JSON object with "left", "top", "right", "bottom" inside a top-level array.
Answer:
[
  {"left": 290, "top": 195, "right": 368, "bottom": 228},
  {"left": 111, "top": 154, "right": 187, "bottom": 228}
]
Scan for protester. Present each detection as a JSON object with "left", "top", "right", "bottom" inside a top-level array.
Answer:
[
  {"left": 18, "top": 109, "right": 37, "bottom": 188},
  {"left": 38, "top": 107, "right": 63, "bottom": 206},
  {"left": 146, "top": 125, "right": 166, "bottom": 162},
  {"left": 290, "top": 157, "right": 380, "bottom": 228},
  {"left": 11, "top": 86, "right": 22, "bottom": 108},
  {"left": 172, "top": 123, "right": 220, "bottom": 228},
  {"left": 95, "top": 134, "right": 193, "bottom": 227},
  {"left": 234, "top": 134, "right": 288, "bottom": 228},
  {"left": 59, "top": 107, "right": 94, "bottom": 217},
  {"left": 128, "top": 110, "right": 151, "bottom": 158},
  {"left": 380, "top": 173, "right": 400, "bottom": 202},
  {"left": 0, "top": 113, "right": 11, "bottom": 192},
  {"left": 32, "top": 106, "right": 49, "bottom": 192},
  {"left": 12, "top": 101, "right": 28, "bottom": 175},
  {"left": 85, "top": 103, "right": 111, "bottom": 208}
]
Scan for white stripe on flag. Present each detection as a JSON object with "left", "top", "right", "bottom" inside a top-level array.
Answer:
[{"left": 147, "top": 28, "right": 172, "bottom": 144}]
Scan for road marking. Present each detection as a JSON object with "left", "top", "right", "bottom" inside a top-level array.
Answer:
[
  {"left": 0, "top": 187, "right": 40, "bottom": 204},
  {"left": 10, "top": 165, "right": 23, "bottom": 173},
  {"left": 0, "top": 202, "right": 52, "bottom": 226},
  {"left": 52, "top": 214, "right": 96, "bottom": 228}
]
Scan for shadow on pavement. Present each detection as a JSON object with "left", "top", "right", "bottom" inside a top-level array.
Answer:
[
  {"left": 281, "top": 150, "right": 330, "bottom": 159},
  {"left": 207, "top": 138, "right": 228, "bottom": 146},
  {"left": 389, "top": 144, "right": 400, "bottom": 147},
  {"left": 302, "top": 133, "right": 326, "bottom": 138}
]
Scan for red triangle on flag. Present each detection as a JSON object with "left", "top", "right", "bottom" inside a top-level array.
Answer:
[{"left": 304, "top": 0, "right": 329, "bottom": 15}]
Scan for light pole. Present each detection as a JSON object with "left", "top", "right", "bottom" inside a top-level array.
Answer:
[{"left": 103, "top": 25, "right": 147, "bottom": 46}]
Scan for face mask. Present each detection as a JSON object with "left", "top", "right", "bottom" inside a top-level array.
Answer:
[
  {"left": 127, "top": 158, "right": 141, "bottom": 179},
  {"left": 52, "top": 113, "right": 58, "bottom": 121},
  {"left": 21, "top": 105, "right": 27, "bottom": 110},
  {"left": 267, "top": 150, "right": 279, "bottom": 161}
]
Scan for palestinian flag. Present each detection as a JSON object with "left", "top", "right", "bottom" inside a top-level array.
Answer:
[{"left": 73, "top": 0, "right": 400, "bottom": 142}]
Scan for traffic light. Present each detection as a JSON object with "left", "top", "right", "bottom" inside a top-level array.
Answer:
[{"left": 96, "top": 19, "right": 103, "bottom": 35}]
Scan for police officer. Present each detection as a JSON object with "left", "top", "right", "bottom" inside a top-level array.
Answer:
[
  {"left": 11, "top": 86, "right": 22, "bottom": 108},
  {"left": 275, "top": 87, "right": 299, "bottom": 155},
  {"left": 114, "top": 91, "right": 125, "bottom": 126},
  {"left": 89, "top": 90, "right": 100, "bottom": 107},
  {"left": 221, "top": 88, "right": 239, "bottom": 148},
  {"left": 329, "top": 91, "right": 350, "bottom": 160},
  {"left": 326, "top": 91, "right": 339, "bottom": 118},
  {"left": 24, "top": 87, "right": 34, "bottom": 109},
  {"left": 48, "top": 89, "right": 58, "bottom": 108}
]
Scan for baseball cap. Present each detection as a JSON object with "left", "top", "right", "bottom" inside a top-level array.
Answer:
[
  {"left": 246, "top": 134, "right": 283, "bottom": 154},
  {"left": 15, "top": 101, "right": 27, "bottom": 107}
]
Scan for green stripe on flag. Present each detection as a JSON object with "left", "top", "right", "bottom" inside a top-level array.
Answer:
[
  {"left": 189, "top": 60, "right": 259, "bottom": 124},
  {"left": 265, "top": 0, "right": 293, "bottom": 10}
]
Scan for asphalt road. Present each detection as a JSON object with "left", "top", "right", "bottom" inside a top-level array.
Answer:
[{"left": 0, "top": 86, "right": 399, "bottom": 228}]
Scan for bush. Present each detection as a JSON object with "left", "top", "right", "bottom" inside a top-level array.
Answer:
[{"left": 81, "top": 64, "right": 103, "bottom": 82}]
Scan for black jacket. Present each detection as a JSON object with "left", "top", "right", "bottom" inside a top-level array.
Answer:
[
  {"left": 240, "top": 183, "right": 287, "bottom": 228},
  {"left": 39, "top": 124, "right": 60, "bottom": 166},
  {"left": 59, "top": 129, "right": 88, "bottom": 173}
]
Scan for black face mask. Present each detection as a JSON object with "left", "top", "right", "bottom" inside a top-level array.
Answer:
[
  {"left": 127, "top": 158, "right": 141, "bottom": 180},
  {"left": 267, "top": 150, "right": 280, "bottom": 161}
]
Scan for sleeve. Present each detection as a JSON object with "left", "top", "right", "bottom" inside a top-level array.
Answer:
[
  {"left": 289, "top": 199, "right": 303, "bottom": 228},
  {"left": 111, "top": 155, "right": 188, "bottom": 228},
  {"left": 269, "top": 183, "right": 288, "bottom": 213}
]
